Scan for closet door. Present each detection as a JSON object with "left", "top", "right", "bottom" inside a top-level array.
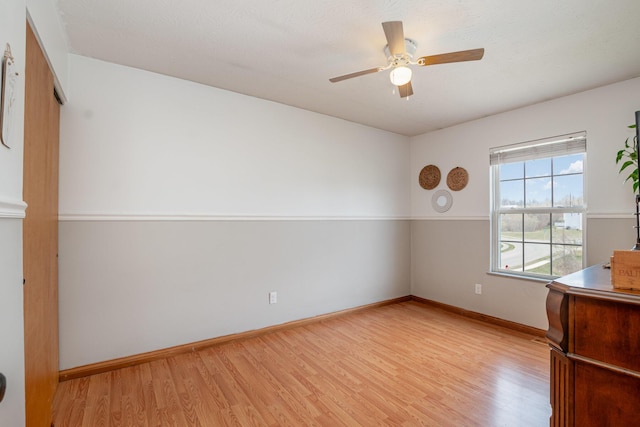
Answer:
[{"left": 23, "top": 21, "right": 60, "bottom": 426}]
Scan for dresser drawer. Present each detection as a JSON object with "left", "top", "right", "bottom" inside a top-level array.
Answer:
[{"left": 572, "top": 296, "right": 640, "bottom": 372}]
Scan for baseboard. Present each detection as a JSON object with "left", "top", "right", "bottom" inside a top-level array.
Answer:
[
  {"left": 58, "top": 295, "right": 412, "bottom": 382},
  {"left": 409, "top": 295, "right": 547, "bottom": 337},
  {"left": 59, "top": 294, "right": 545, "bottom": 382}
]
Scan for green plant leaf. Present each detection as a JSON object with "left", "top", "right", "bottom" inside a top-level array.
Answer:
[
  {"left": 629, "top": 124, "right": 637, "bottom": 129},
  {"left": 619, "top": 160, "right": 635, "bottom": 172},
  {"left": 626, "top": 169, "right": 639, "bottom": 184}
]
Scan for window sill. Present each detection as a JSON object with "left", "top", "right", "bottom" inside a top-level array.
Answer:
[{"left": 486, "top": 270, "right": 553, "bottom": 283}]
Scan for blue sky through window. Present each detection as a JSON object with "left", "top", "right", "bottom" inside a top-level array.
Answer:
[{"left": 500, "top": 154, "right": 583, "bottom": 208}]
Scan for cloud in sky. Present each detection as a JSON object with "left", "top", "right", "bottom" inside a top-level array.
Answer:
[{"left": 560, "top": 160, "right": 583, "bottom": 174}]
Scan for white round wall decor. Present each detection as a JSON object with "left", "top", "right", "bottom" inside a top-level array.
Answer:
[{"left": 431, "top": 189, "right": 453, "bottom": 213}]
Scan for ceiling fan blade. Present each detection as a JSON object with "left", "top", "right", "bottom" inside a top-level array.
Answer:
[
  {"left": 398, "top": 81, "right": 413, "bottom": 98},
  {"left": 329, "top": 67, "right": 382, "bottom": 83},
  {"left": 382, "top": 21, "right": 405, "bottom": 56},
  {"left": 417, "top": 48, "right": 485, "bottom": 66}
]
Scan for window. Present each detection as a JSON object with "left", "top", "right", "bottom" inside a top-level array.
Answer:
[{"left": 490, "top": 132, "right": 586, "bottom": 280}]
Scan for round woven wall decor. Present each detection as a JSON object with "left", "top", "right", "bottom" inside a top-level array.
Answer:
[
  {"left": 419, "top": 165, "right": 441, "bottom": 190},
  {"left": 447, "top": 167, "right": 469, "bottom": 191}
]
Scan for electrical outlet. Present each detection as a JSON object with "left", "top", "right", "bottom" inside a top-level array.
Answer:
[
  {"left": 269, "top": 291, "right": 277, "bottom": 304},
  {"left": 475, "top": 283, "right": 482, "bottom": 295}
]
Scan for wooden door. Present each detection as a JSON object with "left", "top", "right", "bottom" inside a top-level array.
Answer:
[{"left": 23, "top": 22, "right": 60, "bottom": 426}]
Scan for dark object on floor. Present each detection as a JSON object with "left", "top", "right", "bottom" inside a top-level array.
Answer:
[{"left": 0, "top": 372, "right": 6, "bottom": 403}]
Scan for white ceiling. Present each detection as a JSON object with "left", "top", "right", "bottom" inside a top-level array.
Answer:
[{"left": 55, "top": 0, "right": 640, "bottom": 136}]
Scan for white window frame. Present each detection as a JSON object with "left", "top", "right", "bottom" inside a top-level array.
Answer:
[{"left": 490, "top": 132, "right": 587, "bottom": 280}]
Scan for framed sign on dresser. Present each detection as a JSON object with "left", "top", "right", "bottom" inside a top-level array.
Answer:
[{"left": 546, "top": 265, "right": 640, "bottom": 427}]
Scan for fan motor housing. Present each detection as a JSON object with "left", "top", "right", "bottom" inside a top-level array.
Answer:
[{"left": 384, "top": 38, "right": 417, "bottom": 61}]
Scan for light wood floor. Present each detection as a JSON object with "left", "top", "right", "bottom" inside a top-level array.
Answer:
[{"left": 52, "top": 301, "right": 551, "bottom": 426}]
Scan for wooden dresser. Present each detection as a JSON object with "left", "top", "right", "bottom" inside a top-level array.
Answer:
[{"left": 546, "top": 265, "right": 640, "bottom": 427}]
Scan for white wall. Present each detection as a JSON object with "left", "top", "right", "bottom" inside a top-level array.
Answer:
[
  {"left": 411, "top": 77, "right": 640, "bottom": 219},
  {"left": 60, "top": 55, "right": 409, "bottom": 219},
  {"left": 410, "top": 77, "right": 640, "bottom": 329},
  {"left": 59, "top": 219, "right": 411, "bottom": 369},
  {"left": 58, "top": 55, "right": 412, "bottom": 369},
  {"left": 26, "top": 0, "right": 69, "bottom": 100},
  {"left": 0, "top": 0, "right": 26, "bottom": 424},
  {"left": 0, "top": 5, "right": 26, "bottom": 202}
]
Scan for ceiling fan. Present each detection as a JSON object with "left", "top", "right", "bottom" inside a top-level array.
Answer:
[{"left": 329, "top": 21, "right": 484, "bottom": 98}]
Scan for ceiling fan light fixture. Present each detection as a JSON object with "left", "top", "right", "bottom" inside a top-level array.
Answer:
[
  {"left": 389, "top": 66, "right": 412, "bottom": 86},
  {"left": 328, "top": 21, "right": 485, "bottom": 99}
]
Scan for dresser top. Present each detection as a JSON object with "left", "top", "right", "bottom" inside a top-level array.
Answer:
[{"left": 547, "top": 264, "right": 640, "bottom": 305}]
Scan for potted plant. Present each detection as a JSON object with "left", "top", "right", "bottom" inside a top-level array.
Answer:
[
  {"left": 615, "top": 111, "right": 640, "bottom": 250},
  {"left": 615, "top": 120, "right": 639, "bottom": 192}
]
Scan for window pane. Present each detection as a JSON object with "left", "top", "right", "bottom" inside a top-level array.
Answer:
[
  {"left": 553, "top": 154, "right": 583, "bottom": 175},
  {"left": 524, "top": 243, "right": 550, "bottom": 274},
  {"left": 500, "top": 162, "right": 524, "bottom": 180},
  {"left": 526, "top": 158, "right": 551, "bottom": 178},
  {"left": 500, "top": 214, "right": 522, "bottom": 240},
  {"left": 552, "top": 245, "right": 583, "bottom": 276},
  {"left": 523, "top": 214, "right": 551, "bottom": 243},
  {"left": 552, "top": 213, "right": 583, "bottom": 244},
  {"left": 554, "top": 174, "right": 583, "bottom": 207},
  {"left": 500, "top": 242, "right": 522, "bottom": 271},
  {"left": 500, "top": 180, "right": 524, "bottom": 208},
  {"left": 525, "top": 177, "right": 552, "bottom": 207}
]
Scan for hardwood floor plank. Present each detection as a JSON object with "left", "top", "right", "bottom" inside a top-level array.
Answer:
[
  {"left": 205, "top": 348, "right": 272, "bottom": 426},
  {"left": 166, "top": 357, "right": 202, "bottom": 427},
  {"left": 51, "top": 378, "right": 89, "bottom": 426},
  {"left": 109, "top": 368, "right": 123, "bottom": 426},
  {"left": 239, "top": 339, "right": 323, "bottom": 423},
  {"left": 83, "top": 372, "right": 112, "bottom": 427},
  {"left": 138, "top": 361, "right": 162, "bottom": 426},
  {"left": 191, "top": 352, "right": 243, "bottom": 425},
  {"left": 149, "top": 358, "right": 191, "bottom": 426},
  {"left": 123, "top": 366, "right": 150, "bottom": 427},
  {"left": 53, "top": 301, "right": 550, "bottom": 426}
]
